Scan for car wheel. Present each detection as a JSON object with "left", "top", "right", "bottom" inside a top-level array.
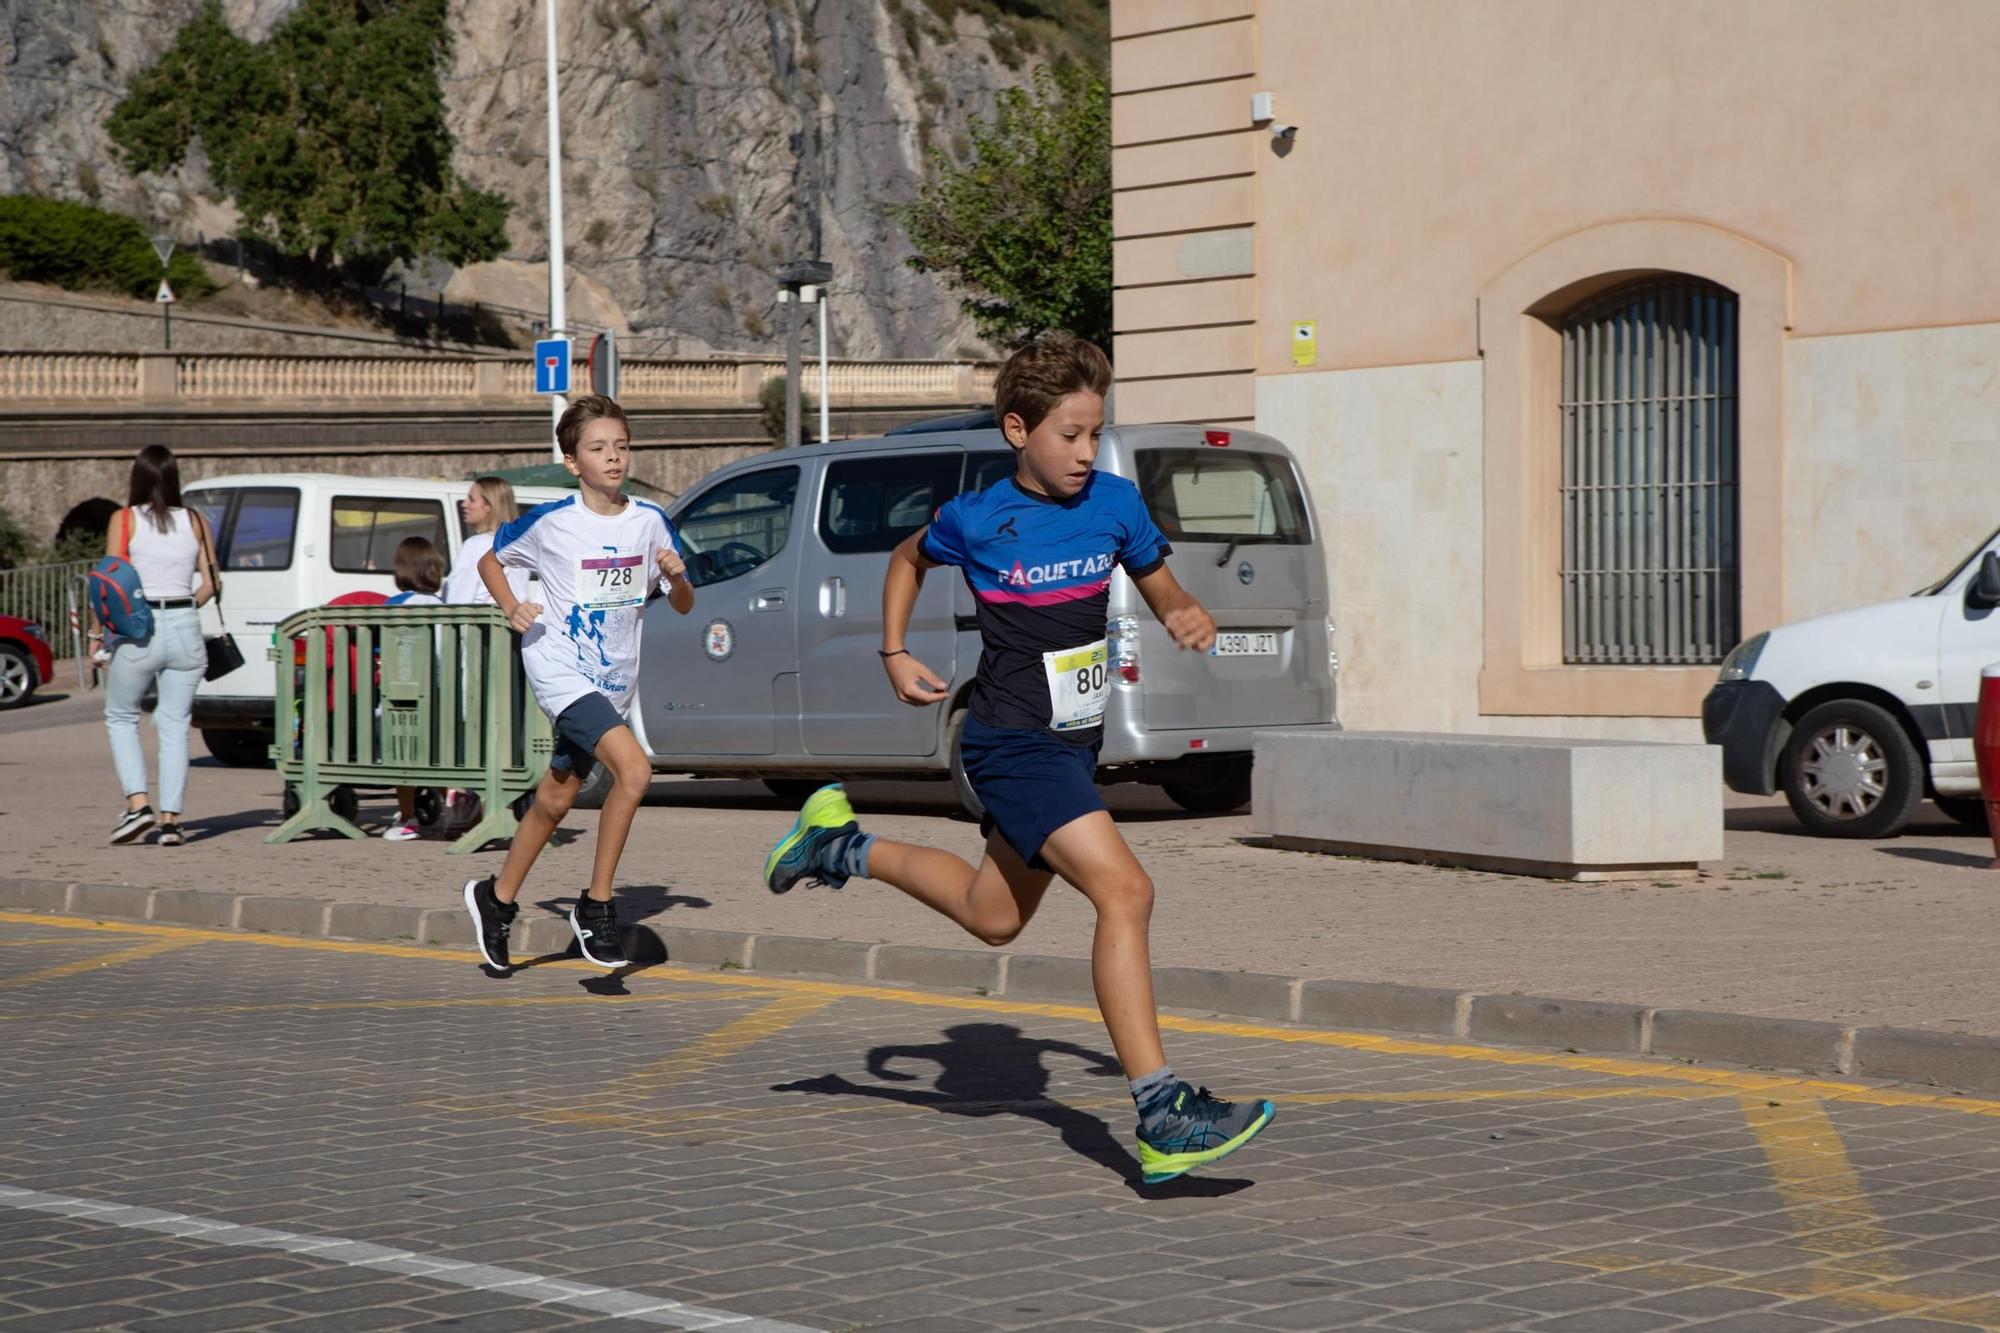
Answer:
[
  {"left": 1933, "top": 796, "right": 1990, "bottom": 832},
  {"left": 202, "top": 728, "right": 273, "bottom": 768},
  {"left": 328, "top": 785, "right": 360, "bottom": 824},
  {"left": 947, "top": 708, "right": 985, "bottom": 821},
  {"left": 0, "top": 643, "right": 37, "bottom": 709},
  {"left": 1163, "top": 754, "right": 1255, "bottom": 813},
  {"left": 569, "top": 760, "right": 617, "bottom": 811},
  {"left": 1779, "top": 699, "right": 1924, "bottom": 838},
  {"left": 413, "top": 787, "right": 445, "bottom": 828}
]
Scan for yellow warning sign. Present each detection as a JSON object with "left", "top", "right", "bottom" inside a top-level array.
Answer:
[{"left": 1291, "top": 320, "right": 1317, "bottom": 367}]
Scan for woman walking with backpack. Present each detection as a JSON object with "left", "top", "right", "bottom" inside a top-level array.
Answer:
[{"left": 93, "top": 444, "right": 219, "bottom": 846}]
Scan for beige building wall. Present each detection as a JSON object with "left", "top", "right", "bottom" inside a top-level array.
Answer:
[
  {"left": 1113, "top": 0, "right": 2000, "bottom": 734},
  {"left": 1110, "top": 0, "right": 1259, "bottom": 426}
]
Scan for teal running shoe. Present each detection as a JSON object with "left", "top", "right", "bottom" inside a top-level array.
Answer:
[
  {"left": 764, "top": 784, "right": 860, "bottom": 894},
  {"left": 1135, "top": 1084, "right": 1276, "bottom": 1184}
]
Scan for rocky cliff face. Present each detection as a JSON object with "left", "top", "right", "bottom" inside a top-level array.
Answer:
[{"left": 1, "top": 0, "right": 1049, "bottom": 358}]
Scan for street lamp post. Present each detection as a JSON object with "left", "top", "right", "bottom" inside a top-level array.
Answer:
[
  {"left": 545, "top": 0, "right": 567, "bottom": 461},
  {"left": 775, "top": 260, "right": 832, "bottom": 447}
]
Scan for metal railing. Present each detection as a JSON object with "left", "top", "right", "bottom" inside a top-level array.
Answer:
[
  {"left": 0, "top": 558, "right": 92, "bottom": 661},
  {"left": 268, "top": 604, "right": 552, "bottom": 853}
]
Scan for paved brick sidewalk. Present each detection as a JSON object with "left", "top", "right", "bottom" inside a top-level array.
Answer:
[
  {"left": 8, "top": 687, "right": 2000, "bottom": 1035},
  {"left": 6, "top": 915, "right": 2000, "bottom": 1332}
]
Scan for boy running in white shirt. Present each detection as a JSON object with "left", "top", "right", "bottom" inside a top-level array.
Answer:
[{"left": 463, "top": 394, "right": 694, "bottom": 971}]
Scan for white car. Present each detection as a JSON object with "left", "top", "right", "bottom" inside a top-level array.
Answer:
[
  {"left": 183, "top": 473, "right": 571, "bottom": 766},
  {"left": 1704, "top": 527, "right": 2000, "bottom": 837}
]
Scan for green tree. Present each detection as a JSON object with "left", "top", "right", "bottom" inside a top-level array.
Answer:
[
  {"left": 0, "top": 196, "right": 215, "bottom": 300},
  {"left": 107, "top": 0, "right": 510, "bottom": 286},
  {"left": 898, "top": 63, "right": 1110, "bottom": 349}
]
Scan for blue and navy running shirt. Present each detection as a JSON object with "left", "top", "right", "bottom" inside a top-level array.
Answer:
[{"left": 920, "top": 470, "right": 1171, "bottom": 744}]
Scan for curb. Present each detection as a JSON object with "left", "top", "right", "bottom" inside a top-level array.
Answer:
[{"left": 7, "top": 876, "right": 2000, "bottom": 1096}]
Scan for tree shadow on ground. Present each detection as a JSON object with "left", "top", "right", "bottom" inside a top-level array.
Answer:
[{"left": 773, "top": 1022, "right": 1254, "bottom": 1199}]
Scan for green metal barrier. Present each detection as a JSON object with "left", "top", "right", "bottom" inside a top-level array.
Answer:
[{"left": 267, "top": 605, "right": 551, "bottom": 852}]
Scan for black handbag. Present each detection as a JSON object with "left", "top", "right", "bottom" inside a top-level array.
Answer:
[{"left": 195, "top": 512, "right": 245, "bottom": 681}]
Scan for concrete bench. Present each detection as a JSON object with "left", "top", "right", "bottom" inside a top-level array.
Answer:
[{"left": 1251, "top": 730, "right": 1723, "bottom": 880}]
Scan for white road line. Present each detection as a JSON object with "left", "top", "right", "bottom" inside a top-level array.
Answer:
[{"left": 0, "top": 1185, "right": 823, "bottom": 1332}]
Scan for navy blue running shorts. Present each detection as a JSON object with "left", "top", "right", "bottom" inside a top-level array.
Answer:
[
  {"left": 961, "top": 711, "right": 1106, "bottom": 871},
  {"left": 549, "top": 692, "right": 625, "bottom": 783}
]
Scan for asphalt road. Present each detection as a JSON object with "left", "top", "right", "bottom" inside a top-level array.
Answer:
[{"left": 3, "top": 914, "right": 1999, "bottom": 1332}]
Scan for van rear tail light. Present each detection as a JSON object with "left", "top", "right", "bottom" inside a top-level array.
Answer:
[
  {"left": 1108, "top": 614, "right": 1141, "bottom": 684},
  {"left": 1204, "top": 430, "right": 1231, "bottom": 447}
]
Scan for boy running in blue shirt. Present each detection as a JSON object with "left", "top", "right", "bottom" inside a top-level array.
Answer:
[
  {"left": 764, "top": 336, "right": 1275, "bottom": 1183},
  {"left": 462, "top": 394, "right": 694, "bottom": 972}
]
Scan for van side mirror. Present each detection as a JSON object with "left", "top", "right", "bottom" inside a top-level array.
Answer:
[{"left": 1973, "top": 552, "right": 2000, "bottom": 608}]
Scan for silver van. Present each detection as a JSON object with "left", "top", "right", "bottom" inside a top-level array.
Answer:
[{"left": 593, "top": 422, "right": 1339, "bottom": 814}]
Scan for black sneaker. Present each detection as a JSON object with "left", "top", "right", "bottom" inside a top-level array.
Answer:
[
  {"left": 569, "top": 897, "right": 627, "bottom": 969},
  {"left": 110, "top": 806, "right": 155, "bottom": 845},
  {"left": 463, "top": 877, "right": 517, "bottom": 971},
  {"left": 155, "top": 824, "right": 185, "bottom": 847}
]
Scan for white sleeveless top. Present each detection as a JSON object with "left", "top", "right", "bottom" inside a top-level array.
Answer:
[{"left": 125, "top": 508, "right": 201, "bottom": 600}]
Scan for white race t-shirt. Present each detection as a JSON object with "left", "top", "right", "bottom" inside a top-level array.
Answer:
[
  {"left": 492, "top": 495, "right": 680, "bottom": 718},
  {"left": 443, "top": 531, "right": 530, "bottom": 606}
]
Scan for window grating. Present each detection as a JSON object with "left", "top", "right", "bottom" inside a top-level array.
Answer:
[{"left": 1561, "top": 277, "right": 1740, "bottom": 665}]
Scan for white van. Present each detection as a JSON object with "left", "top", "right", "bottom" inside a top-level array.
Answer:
[
  {"left": 182, "top": 472, "right": 570, "bottom": 765},
  {"left": 1703, "top": 527, "right": 2000, "bottom": 838}
]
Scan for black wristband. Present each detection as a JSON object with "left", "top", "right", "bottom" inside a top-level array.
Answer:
[{"left": 878, "top": 648, "right": 910, "bottom": 659}]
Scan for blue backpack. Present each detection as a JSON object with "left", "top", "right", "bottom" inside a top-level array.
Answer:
[{"left": 89, "top": 555, "right": 153, "bottom": 641}]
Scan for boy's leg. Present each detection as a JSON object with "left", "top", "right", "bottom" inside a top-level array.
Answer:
[
  {"left": 492, "top": 765, "right": 581, "bottom": 905},
  {"left": 866, "top": 832, "right": 1055, "bottom": 948},
  {"left": 584, "top": 725, "right": 651, "bottom": 904},
  {"left": 1038, "top": 811, "right": 1276, "bottom": 1183},
  {"left": 1033, "top": 812, "right": 1165, "bottom": 1078}
]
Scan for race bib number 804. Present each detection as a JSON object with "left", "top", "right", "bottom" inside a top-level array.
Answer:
[
  {"left": 1043, "top": 639, "right": 1109, "bottom": 732},
  {"left": 576, "top": 553, "right": 645, "bottom": 611}
]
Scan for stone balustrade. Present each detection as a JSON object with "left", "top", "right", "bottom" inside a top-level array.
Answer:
[
  {"left": 3, "top": 351, "right": 996, "bottom": 409},
  {"left": 0, "top": 353, "right": 144, "bottom": 401}
]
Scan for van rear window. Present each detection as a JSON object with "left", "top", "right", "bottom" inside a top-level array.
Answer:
[
  {"left": 1135, "top": 450, "right": 1309, "bottom": 544},
  {"left": 331, "top": 496, "right": 448, "bottom": 573},
  {"left": 185, "top": 487, "right": 300, "bottom": 571}
]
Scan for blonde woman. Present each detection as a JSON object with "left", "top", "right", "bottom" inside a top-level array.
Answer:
[{"left": 443, "top": 476, "right": 529, "bottom": 606}]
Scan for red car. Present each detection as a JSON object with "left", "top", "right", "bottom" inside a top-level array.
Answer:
[{"left": 0, "top": 614, "right": 55, "bottom": 709}]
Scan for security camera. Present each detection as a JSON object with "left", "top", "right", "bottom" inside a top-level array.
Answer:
[{"left": 1269, "top": 123, "right": 1298, "bottom": 141}]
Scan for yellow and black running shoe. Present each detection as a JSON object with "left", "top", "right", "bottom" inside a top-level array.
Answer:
[
  {"left": 1135, "top": 1083, "right": 1276, "bottom": 1184},
  {"left": 764, "top": 784, "right": 861, "bottom": 894}
]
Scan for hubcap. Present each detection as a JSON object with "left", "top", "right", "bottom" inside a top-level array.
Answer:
[
  {"left": 0, "top": 654, "right": 28, "bottom": 704},
  {"left": 1800, "top": 724, "right": 1887, "bottom": 819}
]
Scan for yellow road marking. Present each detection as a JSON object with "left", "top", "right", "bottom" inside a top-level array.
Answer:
[
  {"left": 0, "top": 937, "right": 191, "bottom": 991},
  {"left": 6, "top": 911, "right": 2000, "bottom": 1117},
  {"left": 1557, "top": 1099, "right": 2000, "bottom": 1329},
  {"left": 426, "top": 993, "right": 834, "bottom": 1129},
  {"left": 0, "top": 988, "right": 774, "bottom": 1024},
  {"left": 1742, "top": 1096, "right": 1901, "bottom": 1269}
]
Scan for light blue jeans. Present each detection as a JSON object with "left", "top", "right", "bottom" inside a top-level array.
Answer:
[{"left": 105, "top": 607, "right": 206, "bottom": 815}]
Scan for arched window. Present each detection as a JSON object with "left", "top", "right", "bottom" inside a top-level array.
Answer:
[{"left": 1561, "top": 276, "right": 1740, "bottom": 664}]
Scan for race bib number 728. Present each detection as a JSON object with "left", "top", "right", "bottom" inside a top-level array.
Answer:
[{"left": 576, "top": 553, "right": 645, "bottom": 610}]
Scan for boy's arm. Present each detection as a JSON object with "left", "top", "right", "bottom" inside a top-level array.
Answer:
[
  {"left": 882, "top": 528, "right": 949, "bottom": 705},
  {"left": 1131, "top": 563, "right": 1217, "bottom": 652},
  {"left": 480, "top": 548, "right": 542, "bottom": 631},
  {"left": 656, "top": 544, "right": 694, "bottom": 614}
]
